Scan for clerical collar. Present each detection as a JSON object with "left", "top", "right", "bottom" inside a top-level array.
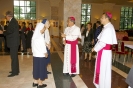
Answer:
[
  {"left": 70, "top": 24, "right": 75, "bottom": 28},
  {"left": 9, "top": 17, "right": 13, "bottom": 22},
  {"left": 104, "top": 22, "right": 111, "bottom": 27}
]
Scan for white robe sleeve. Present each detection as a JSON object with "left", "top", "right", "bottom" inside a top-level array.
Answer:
[
  {"left": 45, "top": 29, "right": 50, "bottom": 44},
  {"left": 94, "top": 41, "right": 106, "bottom": 52}
]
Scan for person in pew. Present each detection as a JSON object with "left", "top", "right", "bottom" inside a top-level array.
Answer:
[
  {"left": 92, "top": 12, "right": 117, "bottom": 88},
  {"left": 80, "top": 24, "right": 85, "bottom": 46},
  {"left": 94, "top": 21, "right": 102, "bottom": 45},
  {"left": 4, "top": 21, "right": 9, "bottom": 30},
  {"left": 61, "top": 17, "right": 81, "bottom": 77},
  {"left": 2, "top": 11, "right": 20, "bottom": 77},
  {"left": 125, "top": 66, "right": 133, "bottom": 88},
  {"left": 20, "top": 22, "right": 27, "bottom": 52},
  {"left": 4, "top": 21, "right": 10, "bottom": 52},
  {"left": 80, "top": 24, "right": 86, "bottom": 59},
  {"left": 0, "top": 21, "right": 4, "bottom": 52},
  {"left": 26, "top": 23, "right": 34, "bottom": 54},
  {"left": 32, "top": 21, "right": 48, "bottom": 88},
  {"left": 42, "top": 19, "right": 51, "bottom": 74}
]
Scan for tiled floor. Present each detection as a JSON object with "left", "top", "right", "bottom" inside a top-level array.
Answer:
[
  {"left": 0, "top": 55, "right": 56, "bottom": 88},
  {"left": 0, "top": 38, "right": 132, "bottom": 88},
  {"left": 51, "top": 52, "right": 77, "bottom": 88}
]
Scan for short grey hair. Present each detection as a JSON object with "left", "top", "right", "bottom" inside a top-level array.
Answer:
[{"left": 6, "top": 11, "right": 13, "bottom": 17}]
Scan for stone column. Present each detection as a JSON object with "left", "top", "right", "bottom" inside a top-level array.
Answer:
[
  {"left": 64, "top": 0, "right": 81, "bottom": 29},
  {"left": 59, "top": 0, "right": 81, "bottom": 43}
]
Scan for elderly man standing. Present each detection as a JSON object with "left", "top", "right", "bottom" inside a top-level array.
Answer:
[
  {"left": 92, "top": 12, "right": 117, "bottom": 88},
  {"left": 0, "top": 11, "right": 20, "bottom": 77},
  {"left": 61, "top": 17, "right": 81, "bottom": 77}
]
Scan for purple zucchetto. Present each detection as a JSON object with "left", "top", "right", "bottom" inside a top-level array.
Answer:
[{"left": 105, "top": 12, "right": 112, "bottom": 19}]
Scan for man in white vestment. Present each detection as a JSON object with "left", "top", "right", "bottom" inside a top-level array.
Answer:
[
  {"left": 61, "top": 17, "right": 81, "bottom": 77},
  {"left": 92, "top": 12, "right": 117, "bottom": 88}
]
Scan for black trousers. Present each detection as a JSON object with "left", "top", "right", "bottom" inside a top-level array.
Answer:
[
  {"left": 4, "top": 36, "right": 9, "bottom": 52},
  {"left": 9, "top": 46, "right": 19, "bottom": 74}
]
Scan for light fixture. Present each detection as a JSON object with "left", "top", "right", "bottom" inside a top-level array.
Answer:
[
  {"left": 128, "top": 0, "right": 133, "bottom": 2},
  {"left": 95, "top": 16, "right": 99, "bottom": 20},
  {"left": 41, "top": 14, "right": 45, "bottom": 19},
  {"left": 112, "top": 17, "right": 117, "bottom": 21}
]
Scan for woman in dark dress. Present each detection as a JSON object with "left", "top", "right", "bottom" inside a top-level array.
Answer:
[
  {"left": 80, "top": 24, "right": 85, "bottom": 46},
  {"left": 82, "top": 22, "right": 94, "bottom": 61},
  {"left": 26, "top": 23, "right": 34, "bottom": 54},
  {"left": 20, "top": 22, "right": 27, "bottom": 52}
]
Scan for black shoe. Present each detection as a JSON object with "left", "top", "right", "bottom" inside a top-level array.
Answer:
[
  {"left": 9, "top": 71, "right": 12, "bottom": 73},
  {"left": 42, "top": 84, "right": 47, "bottom": 87},
  {"left": 71, "top": 74, "right": 76, "bottom": 77},
  {"left": 21, "top": 50, "right": 27, "bottom": 52},
  {"left": 9, "top": 71, "right": 20, "bottom": 74},
  {"left": 63, "top": 73, "right": 69, "bottom": 76},
  {"left": 88, "top": 59, "right": 91, "bottom": 62},
  {"left": 37, "top": 84, "right": 47, "bottom": 88},
  {"left": 21, "top": 50, "right": 24, "bottom": 52},
  {"left": 47, "top": 71, "right": 51, "bottom": 74},
  {"left": 32, "top": 83, "right": 38, "bottom": 87},
  {"left": 84, "top": 59, "right": 87, "bottom": 62},
  {"left": 7, "top": 73, "right": 19, "bottom": 77}
]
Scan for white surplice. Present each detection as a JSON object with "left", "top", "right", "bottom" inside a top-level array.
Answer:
[
  {"left": 93, "top": 22, "right": 117, "bottom": 88},
  {"left": 63, "top": 25, "right": 81, "bottom": 74}
]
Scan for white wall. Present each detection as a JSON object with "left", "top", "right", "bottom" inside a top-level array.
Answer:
[
  {"left": 90, "top": 3, "right": 121, "bottom": 30},
  {"left": 36, "top": 0, "right": 51, "bottom": 20},
  {"left": 111, "top": 5, "right": 121, "bottom": 30},
  {"left": 91, "top": 3, "right": 103, "bottom": 24},
  {"left": 0, "top": 0, "right": 13, "bottom": 20}
]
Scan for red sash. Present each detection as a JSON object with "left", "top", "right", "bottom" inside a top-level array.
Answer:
[
  {"left": 66, "top": 39, "right": 78, "bottom": 73},
  {"left": 95, "top": 44, "right": 112, "bottom": 84}
]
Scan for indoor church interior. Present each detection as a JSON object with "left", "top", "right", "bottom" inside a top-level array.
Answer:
[{"left": 0, "top": 0, "right": 133, "bottom": 88}]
